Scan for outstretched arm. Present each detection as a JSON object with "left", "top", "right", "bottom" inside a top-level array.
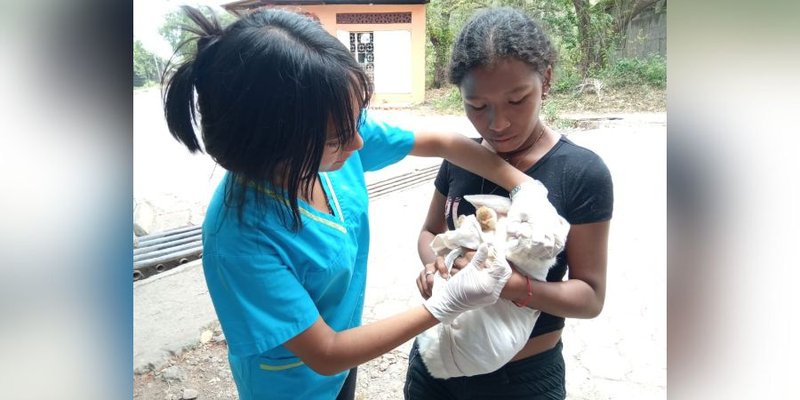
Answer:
[
  {"left": 409, "top": 131, "right": 531, "bottom": 192},
  {"left": 285, "top": 306, "right": 438, "bottom": 376},
  {"left": 284, "top": 245, "right": 510, "bottom": 376}
]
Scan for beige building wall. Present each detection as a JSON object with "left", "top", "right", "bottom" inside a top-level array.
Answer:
[{"left": 279, "top": 4, "right": 426, "bottom": 105}]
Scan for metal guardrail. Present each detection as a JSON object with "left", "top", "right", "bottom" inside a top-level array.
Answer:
[
  {"left": 367, "top": 164, "right": 439, "bottom": 200},
  {"left": 133, "top": 225, "right": 203, "bottom": 281},
  {"left": 133, "top": 164, "right": 440, "bottom": 281}
]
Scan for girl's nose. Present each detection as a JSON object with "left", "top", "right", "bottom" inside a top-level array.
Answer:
[
  {"left": 344, "top": 131, "right": 364, "bottom": 151},
  {"left": 488, "top": 107, "right": 511, "bottom": 132}
]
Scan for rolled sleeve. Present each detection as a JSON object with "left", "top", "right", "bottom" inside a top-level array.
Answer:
[{"left": 357, "top": 112, "right": 415, "bottom": 171}]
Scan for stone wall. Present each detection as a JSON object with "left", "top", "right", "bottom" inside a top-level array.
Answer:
[{"left": 620, "top": 3, "right": 667, "bottom": 59}]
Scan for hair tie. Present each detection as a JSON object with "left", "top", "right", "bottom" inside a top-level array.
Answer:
[{"left": 197, "top": 34, "right": 221, "bottom": 54}]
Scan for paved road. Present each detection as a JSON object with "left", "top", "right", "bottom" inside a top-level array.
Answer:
[
  {"left": 133, "top": 88, "right": 666, "bottom": 399},
  {"left": 356, "top": 116, "right": 667, "bottom": 399}
]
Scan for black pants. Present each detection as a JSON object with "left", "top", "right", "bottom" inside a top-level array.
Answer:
[
  {"left": 336, "top": 368, "right": 358, "bottom": 400},
  {"left": 404, "top": 340, "right": 565, "bottom": 400}
]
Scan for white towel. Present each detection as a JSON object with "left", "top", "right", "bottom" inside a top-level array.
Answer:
[{"left": 417, "top": 190, "right": 569, "bottom": 379}]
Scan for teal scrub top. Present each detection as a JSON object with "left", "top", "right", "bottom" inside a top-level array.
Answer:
[{"left": 201, "top": 114, "right": 415, "bottom": 400}]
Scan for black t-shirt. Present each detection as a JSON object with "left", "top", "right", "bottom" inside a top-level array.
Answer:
[{"left": 434, "top": 135, "right": 614, "bottom": 337}]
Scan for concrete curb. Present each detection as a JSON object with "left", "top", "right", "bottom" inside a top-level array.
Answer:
[{"left": 133, "top": 259, "right": 216, "bottom": 373}]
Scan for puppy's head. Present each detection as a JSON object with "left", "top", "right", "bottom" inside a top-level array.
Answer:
[{"left": 476, "top": 206, "right": 497, "bottom": 232}]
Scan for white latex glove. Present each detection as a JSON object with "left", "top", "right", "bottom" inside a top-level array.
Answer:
[
  {"left": 424, "top": 243, "right": 512, "bottom": 324},
  {"left": 507, "top": 179, "right": 570, "bottom": 259}
]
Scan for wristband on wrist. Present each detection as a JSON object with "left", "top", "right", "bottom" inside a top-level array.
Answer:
[
  {"left": 509, "top": 180, "right": 533, "bottom": 199},
  {"left": 512, "top": 275, "right": 533, "bottom": 307}
]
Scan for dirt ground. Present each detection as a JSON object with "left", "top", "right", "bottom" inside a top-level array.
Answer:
[
  {"left": 133, "top": 321, "right": 412, "bottom": 400},
  {"left": 133, "top": 87, "right": 666, "bottom": 399}
]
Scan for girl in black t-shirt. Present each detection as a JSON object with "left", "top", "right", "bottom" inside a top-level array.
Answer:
[{"left": 405, "top": 7, "right": 613, "bottom": 400}]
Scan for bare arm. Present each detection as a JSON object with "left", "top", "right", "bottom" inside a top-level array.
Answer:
[
  {"left": 285, "top": 306, "right": 438, "bottom": 376},
  {"left": 417, "top": 190, "right": 448, "bottom": 267},
  {"left": 500, "top": 220, "right": 610, "bottom": 318},
  {"left": 410, "top": 131, "right": 530, "bottom": 192},
  {"left": 285, "top": 227, "right": 511, "bottom": 376},
  {"left": 415, "top": 190, "right": 450, "bottom": 298}
]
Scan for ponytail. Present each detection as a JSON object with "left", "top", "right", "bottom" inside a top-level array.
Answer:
[
  {"left": 162, "top": 60, "right": 201, "bottom": 152},
  {"left": 180, "top": 5, "right": 224, "bottom": 55},
  {"left": 160, "top": 5, "right": 225, "bottom": 154}
]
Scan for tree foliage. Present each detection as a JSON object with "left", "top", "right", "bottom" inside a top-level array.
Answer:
[
  {"left": 600, "top": 0, "right": 664, "bottom": 36},
  {"left": 158, "top": 6, "right": 238, "bottom": 62},
  {"left": 133, "top": 40, "right": 165, "bottom": 87},
  {"left": 425, "top": 0, "right": 665, "bottom": 89},
  {"left": 425, "top": 0, "right": 486, "bottom": 88}
]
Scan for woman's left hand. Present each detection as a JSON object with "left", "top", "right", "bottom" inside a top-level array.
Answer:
[
  {"left": 416, "top": 247, "right": 477, "bottom": 299},
  {"left": 417, "top": 257, "right": 448, "bottom": 300}
]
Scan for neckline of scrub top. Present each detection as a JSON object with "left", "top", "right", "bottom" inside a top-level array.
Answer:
[
  {"left": 320, "top": 173, "right": 344, "bottom": 221},
  {"left": 293, "top": 172, "right": 346, "bottom": 234},
  {"left": 246, "top": 174, "right": 347, "bottom": 234}
]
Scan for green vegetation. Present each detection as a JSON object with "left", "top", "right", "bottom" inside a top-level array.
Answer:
[
  {"left": 134, "top": 6, "right": 238, "bottom": 88},
  {"left": 134, "top": 40, "right": 165, "bottom": 88},
  {"left": 421, "top": 0, "right": 667, "bottom": 117},
  {"left": 603, "top": 55, "right": 666, "bottom": 88},
  {"left": 428, "top": 87, "right": 463, "bottom": 113},
  {"left": 158, "top": 6, "right": 238, "bottom": 64},
  {"left": 425, "top": 0, "right": 667, "bottom": 89}
]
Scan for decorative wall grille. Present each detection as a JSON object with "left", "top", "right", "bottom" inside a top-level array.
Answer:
[
  {"left": 337, "top": 12, "right": 411, "bottom": 24},
  {"left": 349, "top": 32, "right": 375, "bottom": 83}
]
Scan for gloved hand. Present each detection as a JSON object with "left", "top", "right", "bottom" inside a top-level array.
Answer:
[
  {"left": 424, "top": 243, "right": 512, "bottom": 324},
  {"left": 506, "top": 179, "right": 570, "bottom": 259}
]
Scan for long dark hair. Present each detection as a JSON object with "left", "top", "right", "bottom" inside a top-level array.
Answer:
[{"left": 162, "top": 6, "right": 372, "bottom": 231}]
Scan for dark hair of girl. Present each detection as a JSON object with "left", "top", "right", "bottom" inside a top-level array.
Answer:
[
  {"left": 448, "top": 7, "right": 557, "bottom": 86},
  {"left": 162, "top": 6, "right": 371, "bottom": 231}
]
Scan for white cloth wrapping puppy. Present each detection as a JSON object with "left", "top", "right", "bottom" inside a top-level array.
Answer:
[{"left": 417, "top": 188, "right": 570, "bottom": 379}]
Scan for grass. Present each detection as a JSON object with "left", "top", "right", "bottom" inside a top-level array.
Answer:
[
  {"left": 416, "top": 87, "right": 465, "bottom": 115},
  {"left": 417, "top": 84, "right": 665, "bottom": 125},
  {"left": 604, "top": 56, "right": 666, "bottom": 89}
]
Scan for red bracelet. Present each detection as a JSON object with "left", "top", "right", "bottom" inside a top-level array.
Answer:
[{"left": 512, "top": 276, "right": 532, "bottom": 307}]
